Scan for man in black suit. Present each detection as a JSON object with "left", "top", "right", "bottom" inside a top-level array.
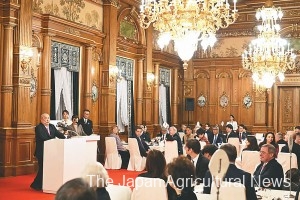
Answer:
[
  {"left": 30, "top": 113, "right": 66, "bottom": 191},
  {"left": 224, "top": 124, "right": 238, "bottom": 143},
  {"left": 204, "top": 123, "right": 213, "bottom": 140},
  {"left": 281, "top": 131, "right": 300, "bottom": 168},
  {"left": 140, "top": 125, "right": 151, "bottom": 143},
  {"left": 185, "top": 139, "right": 209, "bottom": 184},
  {"left": 166, "top": 126, "right": 183, "bottom": 155},
  {"left": 237, "top": 124, "right": 248, "bottom": 143},
  {"left": 275, "top": 132, "right": 288, "bottom": 145},
  {"left": 78, "top": 109, "right": 93, "bottom": 135},
  {"left": 203, "top": 144, "right": 257, "bottom": 200},
  {"left": 253, "top": 144, "right": 284, "bottom": 189},
  {"left": 135, "top": 126, "right": 150, "bottom": 157},
  {"left": 208, "top": 125, "right": 223, "bottom": 145}
]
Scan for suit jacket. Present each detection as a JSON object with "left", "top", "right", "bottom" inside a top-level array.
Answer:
[
  {"left": 34, "top": 123, "right": 66, "bottom": 158},
  {"left": 78, "top": 118, "right": 93, "bottom": 135},
  {"left": 187, "top": 154, "right": 209, "bottom": 184},
  {"left": 136, "top": 136, "right": 150, "bottom": 157},
  {"left": 96, "top": 187, "right": 111, "bottom": 200},
  {"left": 66, "top": 124, "right": 86, "bottom": 136},
  {"left": 203, "top": 164, "right": 257, "bottom": 200},
  {"left": 208, "top": 133, "right": 223, "bottom": 145},
  {"left": 281, "top": 142, "right": 300, "bottom": 168},
  {"left": 238, "top": 132, "right": 248, "bottom": 142},
  {"left": 166, "top": 133, "right": 183, "bottom": 155},
  {"left": 225, "top": 131, "right": 238, "bottom": 143},
  {"left": 253, "top": 158, "right": 284, "bottom": 189},
  {"left": 141, "top": 131, "right": 151, "bottom": 142}
]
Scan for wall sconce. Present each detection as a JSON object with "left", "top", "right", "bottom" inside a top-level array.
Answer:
[
  {"left": 147, "top": 72, "right": 155, "bottom": 90},
  {"left": 109, "top": 65, "right": 119, "bottom": 83},
  {"left": 20, "top": 46, "right": 34, "bottom": 72}
]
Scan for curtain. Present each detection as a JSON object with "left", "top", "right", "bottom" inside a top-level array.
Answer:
[
  {"left": 159, "top": 84, "right": 167, "bottom": 125},
  {"left": 72, "top": 72, "right": 79, "bottom": 116},
  {"left": 116, "top": 79, "right": 129, "bottom": 132},
  {"left": 129, "top": 81, "right": 135, "bottom": 137},
  {"left": 50, "top": 69, "right": 56, "bottom": 119}
]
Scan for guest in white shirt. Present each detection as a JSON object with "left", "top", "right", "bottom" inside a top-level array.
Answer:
[{"left": 226, "top": 114, "right": 238, "bottom": 132}]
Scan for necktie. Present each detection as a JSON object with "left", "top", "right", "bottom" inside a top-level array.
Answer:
[
  {"left": 260, "top": 163, "right": 266, "bottom": 174},
  {"left": 84, "top": 118, "right": 87, "bottom": 124},
  {"left": 46, "top": 126, "right": 50, "bottom": 136},
  {"left": 162, "top": 135, "right": 164, "bottom": 141},
  {"left": 239, "top": 133, "right": 242, "bottom": 141},
  {"left": 213, "top": 136, "right": 217, "bottom": 144}
]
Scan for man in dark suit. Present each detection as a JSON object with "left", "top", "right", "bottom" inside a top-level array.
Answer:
[
  {"left": 275, "top": 132, "right": 288, "bottom": 145},
  {"left": 203, "top": 144, "right": 257, "bottom": 200},
  {"left": 224, "top": 124, "right": 238, "bottom": 143},
  {"left": 135, "top": 126, "right": 150, "bottom": 157},
  {"left": 237, "top": 124, "right": 248, "bottom": 143},
  {"left": 185, "top": 139, "right": 209, "bottom": 184},
  {"left": 204, "top": 123, "right": 213, "bottom": 140},
  {"left": 253, "top": 144, "right": 284, "bottom": 189},
  {"left": 166, "top": 126, "right": 183, "bottom": 155},
  {"left": 208, "top": 125, "right": 223, "bottom": 145},
  {"left": 30, "top": 113, "right": 66, "bottom": 191},
  {"left": 281, "top": 131, "right": 300, "bottom": 168},
  {"left": 78, "top": 109, "right": 93, "bottom": 135},
  {"left": 140, "top": 125, "right": 151, "bottom": 143}
]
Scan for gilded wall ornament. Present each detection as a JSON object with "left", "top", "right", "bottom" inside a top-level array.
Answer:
[
  {"left": 219, "top": 92, "right": 229, "bottom": 109},
  {"left": 242, "top": 93, "right": 252, "bottom": 109}
]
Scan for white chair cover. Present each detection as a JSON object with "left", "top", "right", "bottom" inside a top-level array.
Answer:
[
  {"left": 200, "top": 141, "right": 206, "bottom": 150},
  {"left": 106, "top": 184, "right": 132, "bottom": 200},
  {"left": 104, "top": 137, "right": 122, "bottom": 169},
  {"left": 211, "top": 181, "right": 246, "bottom": 200},
  {"left": 127, "top": 138, "right": 146, "bottom": 171},
  {"left": 241, "top": 151, "right": 260, "bottom": 174},
  {"left": 277, "top": 152, "right": 298, "bottom": 174},
  {"left": 228, "top": 138, "right": 240, "bottom": 155},
  {"left": 164, "top": 141, "right": 178, "bottom": 164},
  {"left": 131, "top": 177, "right": 168, "bottom": 200},
  {"left": 278, "top": 144, "right": 286, "bottom": 152},
  {"left": 178, "top": 132, "right": 185, "bottom": 142}
]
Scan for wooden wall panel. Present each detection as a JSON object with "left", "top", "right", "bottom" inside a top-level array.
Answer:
[{"left": 195, "top": 70, "right": 210, "bottom": 124}]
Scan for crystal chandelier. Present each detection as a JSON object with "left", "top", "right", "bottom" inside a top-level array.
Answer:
[
  {"left": 139, "top": 0, "right": 238, "bottom": 69},
  {"left": 242, "top": 0, "right": 296, "bottom": 90}
]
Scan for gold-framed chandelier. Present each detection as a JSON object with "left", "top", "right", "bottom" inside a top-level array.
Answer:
[
  {"left": 242, "top": 0, "right": 296, "bottom": 90},
  {"left": 139, "top": 0, "right": 238, "bottom": 69}
]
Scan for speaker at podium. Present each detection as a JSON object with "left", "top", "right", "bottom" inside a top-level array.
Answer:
[{"left": 185, "top": 98, "right": 195, "bottom": 111}]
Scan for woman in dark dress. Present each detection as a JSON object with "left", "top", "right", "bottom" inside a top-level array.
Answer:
[{"left": 167, "top": 156, "right": 197, "bottom": 200}]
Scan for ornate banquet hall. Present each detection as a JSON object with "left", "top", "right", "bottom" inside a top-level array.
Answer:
[{"left": 0, "top": 1, "right": 300, "bottom": 195}]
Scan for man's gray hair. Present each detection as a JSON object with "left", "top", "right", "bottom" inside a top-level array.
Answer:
[
  {"left": 170, "top": 126, "right": 177, "bottom": 133},
  {"left": 262, "top": 144, "right": 276, "bottom": 157}
]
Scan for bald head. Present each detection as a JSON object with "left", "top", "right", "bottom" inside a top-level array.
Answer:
[{"left": 41, "top": 113, "right": 50, "bottom": 126}]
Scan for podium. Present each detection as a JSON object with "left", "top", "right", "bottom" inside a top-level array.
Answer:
[{"left": 43, "top": 135, "right": 100, "bottom": 193}]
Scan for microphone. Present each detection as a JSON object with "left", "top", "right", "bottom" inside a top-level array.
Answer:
[{"left": 67, "top": 130, "right": 78, "bottom": 137}]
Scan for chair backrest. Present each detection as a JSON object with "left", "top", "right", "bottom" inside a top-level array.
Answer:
[
  {"left": 131, "top": 177, "right": 168, "bottom": 200},
  {"left": 106, "top": 184, "right": 132, "bottom": 200},
  {"left": 164, "top": 141, "right": 178, "bottom": 164},
  {"left": 255, "top": 133, "right": 264, "bottom": 143},
  {"left": 128, "top": 138, "right": 142, "bottom": 157},
  {"left": 228, "top": 138, "right": 240, "bottom": 155},
  {"left": 178, "top": 132, "right": 185, "bottom": 142},
  {"left": 105, "top": 137, "right": 118, "bottom": 154},
  {"left": 277, "top": 152, "right": 298, "bottom": 174},
  {"left": 278, "top": 144, "right": 286, "bottom": 152},
  {"left": 200, "top": 141, "right": 206, "bottom": 150},
  {"left": 241, "top": 151, "right": 261, "bottom": 174},
  {"left": 211, "top": 181, "right": 246, "bottom": 200}
]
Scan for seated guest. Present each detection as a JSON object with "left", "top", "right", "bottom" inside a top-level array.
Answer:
[
  {"left": 157, "top": 127, "right": 168, "bottom": 142},
  {"left": 204, "top": 123, "right": 213, "bottom": 140},
  {"left": 283, "top": 168, "right": 300, "bottom": 191},
  {"left": 185, "top": 139, "right": 209, "bottom": 184},
  {"left": 208, "top": 125, "right": 223, "bottom": 145},
  {"left": 167, "top": 156, "right": 197, "bottom": 200},
  {"left": 140, "top": 125, "right": 151, "bottom": 143},
  {"left": 275, "top": 132, "right": 288, "bottom": 145},
  {"left": 202, "top": 144, "right": 218, "bottom": 160},
  {"left": 196, "top": 128, "right": 209, "bottom": 144},
  {"left": 183, "top": 126, "right": 194, "bottom": 144},
  {"left": 82, "top": 162, "right": 111, "bottom": 200},
  {"left": 138, "top": 150, "right": 167, "bottom": 181},
  {"left": 259, "top": 132, "right": 279, "bottom": 156},
  {"left": 281, "top": 131, "right": 300, "bottom": 168},
  {"left": 253, "top": 144, "right": 284, "bottom": 189},
  {"left": 108, "top": 125, "right": 130, "bottom": 169},
  {"left": 55, "top": 178, "right": 96, "bottom": 200},
  {"left": 237, "top": 124, "right": 248, "bottom": 143},
  {"left": 178, "top": 124, "right": 187, "bottom": 133},
  {"left": 243, "top": 135, "right": 259, "bottom": 152},
  {"left": 66, "top": 115, "right": 86, "bottom": 136},
  {"left": 135, "top": 126, "right": 150, "bottom": 157},
  {"left": 203, "top": 144, "right": 257, "bottom": 200},
  {"left": 224, "top": 124, "right": 238, "bottom": 143},
  {"left": 166, "top": 126, "right": 183, "bottom": 155}
]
